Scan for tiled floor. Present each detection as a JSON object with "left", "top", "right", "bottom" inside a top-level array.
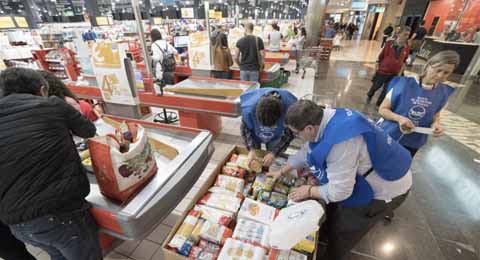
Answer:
[{"left": 18, "top": 40, "right": 480, "bottom": 260}]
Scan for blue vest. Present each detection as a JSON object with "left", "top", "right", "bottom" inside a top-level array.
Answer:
[
  {"left": 379, "top": 77, "right": 454, "bottom": 149},
  {"left": 240, "top": 88, "right": 297, "bottom": 144},
  {"left": 307, "top": 109, "right": 412, "bottom": 207}
]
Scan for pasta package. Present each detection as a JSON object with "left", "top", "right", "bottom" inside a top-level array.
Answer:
[
  {"left": 218, "top": 238, "right": 266, "bottom": 260},
  {"left": 168, "top": 210, "right": 201, "bottom": 250},
  {"left": 233, "top": 218, "right": 271, "bottom": 249},
  {"left": 238, "top": 198, "right": 278, "bottom": 225},
  {"left": 293, "top": 233, "right": 316, "bottom": 254},
  {"left": 188, "top": 240, "right": 221, "bottom": 260},
  {"left": 194, "top": 205, "right": 234, "bottom": 226},
  {"left": 215, "top": 175, "right": 245, "bottom": 193},
  {"left": 198, "top": 192, "right": 243, "bottom": 213},
  {"left": 199, "top": 221, "right": 233, "bottom": 245}
]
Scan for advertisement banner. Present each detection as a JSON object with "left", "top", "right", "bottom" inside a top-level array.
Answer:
[
  {"left": 181, "top": 8, "right": 194, "bottom": 18},
  {"left": 188, "top": 31, "right": 211, "bottom": 70},
  {"left": 91, "top": 42, "right": 138, "bottom": 105}
]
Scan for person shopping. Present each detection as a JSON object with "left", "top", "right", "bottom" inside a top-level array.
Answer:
[
  {"left": 268, "top": 100, "right": 412, "bottom": 260},
  {"left": 366, "top": 26, "right": 411, "bottom": 107},
  {"left": 268, "top": 24, "right": 283, "bottom": 51},
  {"left": 241, "top": 88, "right": 298, "bottom": 167},
  {"left": 151, "top": 28, "right": 178, "bottom": 85},
  {"left": 212, "top": 28, "right": 233, "bottom": 79},
  {"left": 378, "top": 50, "right": 460, "bottom": 157},
  {"left": 0, "top": 68, "right": 102, "bottom": 260},
  {"left": 235, "top": 23, "right": 265, "bottom": 82}
]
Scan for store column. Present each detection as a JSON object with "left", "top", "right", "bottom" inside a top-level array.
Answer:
[
  {"left": 84, "top": 0, "right": 100, "bottom": 26},
  {"left": 20, "top": 0, "right": 39, "bottom": 28},
  {"left": 374, "top": 0, "right": 407, "bottom": 41},
  {"left": 305, "top": 0, "right": 329, "bottom": 45}
]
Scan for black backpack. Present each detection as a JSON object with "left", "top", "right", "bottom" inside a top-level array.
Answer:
[{"left": 155, "top": 42, "right": 176, "bottom": 73}]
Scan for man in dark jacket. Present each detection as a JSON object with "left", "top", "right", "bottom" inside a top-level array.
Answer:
[{"left": 0, "top": 68, "right": 101, "bottom": 260}]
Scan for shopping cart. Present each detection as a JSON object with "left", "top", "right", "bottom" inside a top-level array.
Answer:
[{"left": 295, "top": 42, "right": 333, "bottom": 79}]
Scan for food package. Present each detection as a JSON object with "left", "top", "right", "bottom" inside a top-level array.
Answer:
[
  {"left": 243, "top": 183, "right": 253, "bottom": 197},
  {"left": 199, "top": 220, "right": 233, "bottom": 245},
  {"left": 168, "top": 210, "right": 201, "bottom": 250},
  {"left": 268, "top": 249, "right": 308, "bottom": 260},
  {"left": 273, "top": 182, "right": 290, "bottom": 195},
  {"left": 189, "top": 240, "right": 221, "bottom": 260},
  {"left": 218, "top": 238, "right": 266, "bottom": 260},
  {"left": 257, "top": 190, "right": 271, "bottom": 203},
  {"left": 215, "top": 175, "right": 245, "bottom": 193},
  {"left": 293, "top": 233, "right": 316, "bottom": 254},
  {"left": 194, "top": 205, "right": 234, "bottom": 226},
  {"left": 238, "top": 198, "right": 278, "bottom": 225},
  {"left": 265, "top": 176, "right": 276, "bottom": 192},
  {"left": 178, "top": 239, "right": 195, "bottom": 256},
  {"left": 198, "top": 192, "right": 243, "bottom": 213},
  {"left": 208, "top": 187, "right": 244, "bottom": 198},
  {"left": 222, "top": 166, "right": 245, "bottom": 178},
  {"left": 189, "top": 219, "right": 206, "bottom": 243},
  {"left": 268, "top": 192, "right": 288, "bottom": 209},
  {"left": 229, "top": 153, "right": 262, "bottom": 173},
  {"left": 233, "top": 218, "right": 271, "bottom": 249},
  {"left": 252, "top": 174, "right": 267, "bottom": 198}
]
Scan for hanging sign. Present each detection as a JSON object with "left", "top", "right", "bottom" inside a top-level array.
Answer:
[
  {"left": 14, "top": 17, "right": 28, "bottom": 28},
  {"left": 0, "top": 16, "right": 15, "bottom": 29},
  {"left": 188, "top": 31, "right": 211, "bottom": 70}
]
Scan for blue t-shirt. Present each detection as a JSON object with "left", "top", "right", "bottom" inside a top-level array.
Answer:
[{"left": 379, "top": 77, "right": 455, "bottom": 149}]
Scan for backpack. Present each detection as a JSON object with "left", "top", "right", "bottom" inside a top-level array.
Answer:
[{"left": 155, "top": 42, "right": 176, "bottom": 73}]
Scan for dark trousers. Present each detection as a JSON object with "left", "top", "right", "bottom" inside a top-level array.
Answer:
[
  {"left": 212, "top": 70, "right": 232, "bottom": 79},
  {"left": 367, "top": 73, "right": 396, "bottom": 106},
  {"left": 403, "top": 145, "right": 419, "bottom": 158},
  {"left": 9, "top": 206, "right": 102, "bottom": 260},
  {"left": 319, "top": 192, "right": 409, "bottom": 260},
  {"left": 0, "top": 221, "right": 36, "bottom": 260}
]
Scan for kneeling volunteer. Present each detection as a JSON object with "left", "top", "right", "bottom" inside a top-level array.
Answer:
[
  {"left": 268, "top": 100, "right": 412, "bottom": 260},
  {"left": 240, "top": 88, "right": 297, "bottom": 167}
]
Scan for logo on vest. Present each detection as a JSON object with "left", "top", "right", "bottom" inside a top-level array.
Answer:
[
  {"left": 345, "top": 109, "right": 353, "bottom": 117},
  {"left": 309, "top": 165, "right": 328, "bottom": 185},
  {"left": 258, "top": 125, "right": 277, "bottom": 143},
  {"left": 408, "top": 105, "right": 426, "bottom": 121}
]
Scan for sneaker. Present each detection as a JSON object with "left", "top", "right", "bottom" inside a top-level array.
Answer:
[{"left": 366, "top": 96, "right": 372, "bottom": 104}]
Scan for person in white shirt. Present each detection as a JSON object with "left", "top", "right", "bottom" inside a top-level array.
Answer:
[
  {"left": 151, "top": 29, "right": 178, "bottom": 84},
  {"left": 268, "top": 24, "right": 283, "bottom": 51},
  {"left": 268, "top": 100, "right": 412, "bottom": 260}
]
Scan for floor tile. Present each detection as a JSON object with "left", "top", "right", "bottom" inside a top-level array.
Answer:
[
  {"left": 147, "top": 224, "right": 173, "bottom": 245},
  {"left": 130, "top": 240, "right": 161, "bottom": 260},
  {"left": 115, "top": 240, "right": 141, "bottom": 256}
]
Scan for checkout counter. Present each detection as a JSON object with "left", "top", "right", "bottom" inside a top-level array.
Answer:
[{"left": 418, "top": 36, "right": 479, "bottom": 74}]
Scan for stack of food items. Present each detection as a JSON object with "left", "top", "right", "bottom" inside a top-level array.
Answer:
[{"left": 166, "top": 152, "right": 316, "bottom": 260}]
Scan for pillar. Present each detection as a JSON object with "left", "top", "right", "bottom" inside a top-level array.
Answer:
[
  {"left": 20, "top": 0, "right": 39, "bottom": 28},
  {"left": 305, "top": 0, "right": 329, "bottom": 46},
  {"left": 84, "top": 0, "right": 100, "bottom": 26},
  {"left": 375, "top": 0, "right": 407, "bottom": 41}
]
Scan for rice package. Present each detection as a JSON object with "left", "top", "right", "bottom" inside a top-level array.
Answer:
[
  {"left": 229, "top": 153, "right": 262, "bottom": 173},
  {"left": 218, "top": 238, "right": 266, "bottom": 260},
  {"left": 194, "top": 205, "right": 234, "bottom": 226},
  {"left": 188, "top": 240, "right": 221, "bottom": 260},
  {"left": 168, "top": 210, "right": 201, "bottom": 250},
  {"left": 268, "top": 249, "right": 308, "bottom": 260},
  {"left": 199, "top": 221, "right": 233, "bottom": 245},
  {"left": 238, "top": 198, "right": 278, "bottom": 225},
  {"left": 215, "top": 175, "right": 245, "bottom": 193},
  {"left": 198, "top": 192, "right": 243, "bottom": 213},
  {"left": 222, "top": 166, "right": 246, "bottom": 178},
  {"left": 233, "top": 218, "right": 271, "bottom": 249}
]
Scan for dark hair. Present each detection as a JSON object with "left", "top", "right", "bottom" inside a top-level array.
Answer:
[
  {"left": 420, "top": 21, "right": 425, "bottom": 26},
  {"left": 301, "top": 27, "right": 307, "bottom": 37},
  {"left": 38, "top": 70, "right": 79, "bottom": 102},
  {"left": 256, "top": 94, "right": 283, "bottom": 127},
  {"left": 293, "top": 27, "right": 298, "bottom": 35},
  {"left": 285, "top": 100, "right": 324, "bottom": 130},
  {"left": 151, "top": 29, "right": 162, "bottom": 42},
  {"left": 0, "top": 68, "right": 47, "bottom": 96}
]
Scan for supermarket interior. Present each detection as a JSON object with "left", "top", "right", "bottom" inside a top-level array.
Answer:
[{"left": 0, "top": 0, "right": 480, "bottom": 259}]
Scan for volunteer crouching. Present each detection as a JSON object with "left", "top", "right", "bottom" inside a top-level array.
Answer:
[
  {"left": 268, "top": 100, "right": 413, "bottom": 260},
  {"left": 240, "top": 88, "right": 297, "bottom": 167},
  {"left": 0, "top": 68, "right": 102, "bottom": 260}
]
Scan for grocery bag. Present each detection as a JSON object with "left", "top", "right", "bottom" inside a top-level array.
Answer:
[{"left": 89, "top": 123, "right": 158, "bottom": 202}]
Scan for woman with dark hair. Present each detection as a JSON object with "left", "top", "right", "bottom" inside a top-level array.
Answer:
[
  {"left": 212, "top": 27, "right": 233, "bottom": 79},
  {"left": 38, "top": 71, "right": 99, "bottom": 121},
  {"left": 378, "top": 50, "right": 461, "bottom": 157},
  {"left": 151, "top": 28, "right": 178, "bottom": 84}
]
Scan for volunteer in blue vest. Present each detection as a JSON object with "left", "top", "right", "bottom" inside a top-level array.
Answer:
[
  {"left": 267, "top": 100, "right": 412, "bottom": 260},
  {"left": 378, "top": 50, "right": 460, "bottom": 158},
  {"left": 240, "top": 88, "right": 298, "bottom": 167}
]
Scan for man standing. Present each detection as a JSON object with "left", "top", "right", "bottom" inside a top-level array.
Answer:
[
  {"left": 0, "top": 68, "right": 102, "bottom": 260},
  {"left": 366, "top": 26, "right": 411, "bottom": 107},
  {"left": 408, "top": 21, "right": 428, "bottom": 65},
  {"left": 268, "top": 100, "right": 412, "bottom": 260},
  {"left": 235, "top": 22, "right": 265, "bottom": 82}
]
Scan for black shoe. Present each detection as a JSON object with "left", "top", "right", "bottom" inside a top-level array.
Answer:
[{"left": 366, "top": 96, "right": 372, "bottom": 104}]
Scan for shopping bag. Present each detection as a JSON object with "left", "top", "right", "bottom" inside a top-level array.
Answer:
[{"left": 88, "top": 123, "right": 158, "bottom": 202}]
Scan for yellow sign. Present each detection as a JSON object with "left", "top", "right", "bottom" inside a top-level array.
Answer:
[
  {"left": 92, "top": 42, "right": 121, "bottom": 69},
  {"left": 14, "top": 17, "right": 28, "bottom": 28},
  {"left": 181, "top": 8, "right": 194, "bottom": 18},
  {"left": 96, "top": 17, "right": 109, "bottom": 26},
  {"left": 153, "top": 17, "right": 163, "bottom": 25},
  {"left": 214, "top": 11, "right": 222, "bottom": 19},
  {"left": 0, "top": 16, "right": 15, "bottom": 29},
  {"left": 209, "top": 10, "right": 216, "bottom": 18}
]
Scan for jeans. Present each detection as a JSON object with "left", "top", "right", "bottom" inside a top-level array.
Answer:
[
  {"left": 212, "top": 70, "right": 232, "bottom": 79},
  {"left": 10, "top": 207, "right": 102, "bottom": 260},
  {"left": 367, "top": 73, "right": 396, "bottom": 106},
  {"left": 0, "top": 221, "right": 35, "bottom": 260},
  {"left": 240, "top": 70, "right": 260, "bottom": 82}
]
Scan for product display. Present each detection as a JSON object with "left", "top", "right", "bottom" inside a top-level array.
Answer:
[
  {"left": 189, "top": 240, "right": 222, "bottom": 260},
  {"left": 168, "top": 210, "right": 201, "bottom": 250},
  {"left": 268, "top": 192, "right": 288, "bottom": 209},
  {"left": 233, "top": 218, "right": 271, "bottom": 249},
  {"left": 269, "top": 249, "right": 308, "bottom": 260},
  {"left": 222, "top": 165, "right": 246, "bottom": 179},
  {"left": 194, "top": 205, "right": 234, "bottom": 226},
  {"left": 218, "top": 238, "right": 267, "bottom": 260},
  {"left": 214, "top": 174, "right": 245, "bottom": 193},
  {"left": 238, "top": 198, "right": 278, "bottom": 225},
  {"left": 198, "top": 191, "right": 243, "bottom": 213},
  {"left": 199, "top": 220, "right": 233, "bottom": 245}
]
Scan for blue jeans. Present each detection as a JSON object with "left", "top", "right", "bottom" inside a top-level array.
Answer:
[
  {"left": 240, "top": 70, "right": 260, "bottom": 82},
  {"left": 10, "top": 207, "right": 102, "bottom": 260}
]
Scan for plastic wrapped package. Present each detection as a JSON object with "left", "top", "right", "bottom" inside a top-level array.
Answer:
[
  {"left": 269, "top": 249, "right": 308, "bottom": 260},
  {"left": 293, "top": 233, "right": 316, "bottom": 254},
  {"left": 194, "top": 205, "right": 234, "bottom": 226},
  {"left": 168, "top": 210, "right": 201, "bottom": 250},
  {"left": 215, "top": 175, "right": 245, "bottom": 193},
  {"left": 208, "top": 187, "right": 244, "bottom": 198},
  {"left": 238, "top": 198, "right": 278, "bottom": 225},
  {"left": 222, "top": 166, "right": 245, "bottom": 178},
  {"left": 273, "top": 183, "right": 290, "bottom": 195},
  {"left": 243, "top": 183, "right": 253, "bottom": 197},
  {"left": 229, "top": 153, "right": 262, "bottom": 173},
  {"left": 233, "top": 218, "right": 271, "bottom": 249},
  {"left": 188, "top": 240, "right": 221, "bottom": 260},
  {"left": 257, "top": 190, "right": 271, "bottom": 203},
  {"left": 268, "top": 192, "right": 288, "bottom": 209},
  {"left": 252, "top": 174, "right": 267, "bottom": 199},
  {"left": 218, "top": 238, "right": 267, "bottom": 260},
  {"left": 198, "top": 192, "right": 243, "bottom": 213},
  {"left": 199, "top": 220, "right": 233, "bottom": 245}
]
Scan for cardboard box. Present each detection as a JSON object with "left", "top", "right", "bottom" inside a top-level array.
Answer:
[{"left": 161, "top": 145, "right": 318, "bottom": 260}]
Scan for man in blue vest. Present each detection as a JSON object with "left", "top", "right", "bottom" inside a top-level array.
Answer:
[
  {"left": 268, "top": 100, "right": 412, "bottom": 260},
  {"left": 240, "top": 88, "right": 298, "bottom": 167}
]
